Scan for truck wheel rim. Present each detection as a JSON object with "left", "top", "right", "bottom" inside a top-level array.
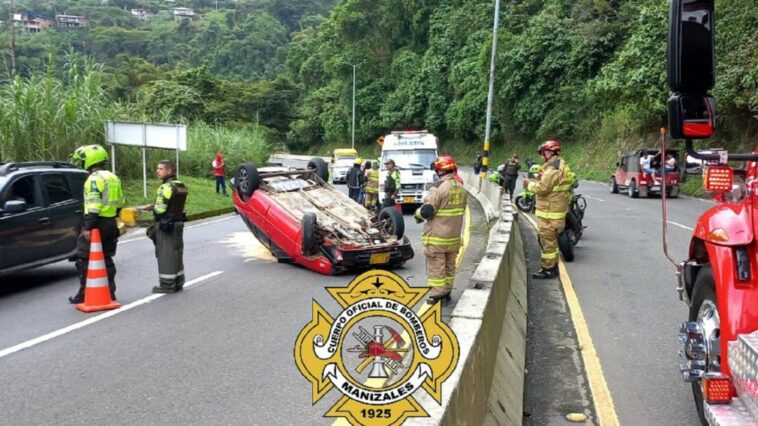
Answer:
[{"left": 697, "top": 299, "right": 721, "bottom": 373}]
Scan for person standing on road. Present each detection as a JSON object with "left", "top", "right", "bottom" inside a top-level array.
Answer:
[
  {"left": 473, "top": 154, "right": 483, "bottom": 175},
  {"left": 415, "top": 156, "right": 466, "bottom": 304},
  {"left": 364, "top": 161, "right": 380, "bottom": 210},
  {"left": 522, "top": 140, "right": 571, "bottom": 279},
  {"left": 347, "top": 158, "right": 363, "bottom": 203},
  {"left": 212, "top": 151, "right": 227, "bottom": 196},
  {"left": 382, "top": 159, "right": 401, "bottom": 209},
  {"left": 69, "top": 145, "right": 125, "bottom": 303},
  {"left": 502, "top": 154, "right": 521, "bottom": 199},
  {"left": 144, "top": 160, "right": 188, "bottom": 293}
]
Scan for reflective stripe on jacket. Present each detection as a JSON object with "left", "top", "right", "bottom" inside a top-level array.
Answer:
[
  {"left": 527, "top": 156, "right": 569, "bottom": 220},
  {"left": 418, "top": 174, "right": 466, "bottom": 253},
  {"left": 84, "top": 170, "right": 124, "bottom": 218},
  {"left": 366, "top": 170, "right": 379, "bottom": 193}
]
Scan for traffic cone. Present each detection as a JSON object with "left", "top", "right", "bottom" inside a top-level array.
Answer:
[{"left": 76, "top": 228, "right": 121, "bottom": 313}]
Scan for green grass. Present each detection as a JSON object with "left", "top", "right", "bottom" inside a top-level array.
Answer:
[{"left": 122, "top": 175, "right": 234, "bottom": 221}]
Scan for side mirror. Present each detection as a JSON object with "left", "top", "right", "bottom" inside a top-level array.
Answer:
[
  {"left": 668, "top": 0, "right": 715, "bottom": 93},
  {"left": 668, "top": 94, "right": 715, "bottom": 139},
  {"left": 3, "top": 200, "right": 28, "bottom": 213}
]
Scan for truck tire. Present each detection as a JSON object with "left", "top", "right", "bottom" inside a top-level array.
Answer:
[
  {"left": 558, "top": 229, "right": 574, "bottom": 262},
  {"left": 379, "top": 207, "right": 405, "bottom": 239},
  {"left": 235, "top": 163, "right": 260, "bottom": 201},
  {"left": 628, "top": 180, "right": 638, "bottom": 198},
  {"left": 610, "top": 177, "right": 619, "bottom": 193},
  {"left": 308, "top": 158, "right": 329, "bottom": 182},
  {"left": 689, "top": 266, "right": 718, "bottom": 426},
  {"left": 301, "top": 213, "right": 319, "bottom": 256}
]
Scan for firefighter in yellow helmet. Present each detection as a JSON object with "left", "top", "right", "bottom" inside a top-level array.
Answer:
[
  {"left": 414, "top": 156, "right": 466, "bottom": 304},
  {"left": 523, "top": 140, "right": 571, "bottom": 279},
  {"left": 68, "top": 145, "right": 125, "bottom": 303}
]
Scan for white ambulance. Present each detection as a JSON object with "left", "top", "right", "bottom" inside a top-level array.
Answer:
[{"left": 379, "top": 130, "right": 438, "bottom": 207}]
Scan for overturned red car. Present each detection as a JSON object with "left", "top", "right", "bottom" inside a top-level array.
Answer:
[{"left": 231, "top": 157, "right": 414, "bottom": 275}]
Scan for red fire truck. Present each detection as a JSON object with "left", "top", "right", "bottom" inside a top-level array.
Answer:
[{"left": 667, "top": 0, "right": 758, "bottom": 424}]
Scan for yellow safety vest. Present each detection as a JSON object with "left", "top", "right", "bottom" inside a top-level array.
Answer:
[
  {"left": 366, "top": 170, "right": 379, "bottom": 193},
  {"left": 84, "top": 170, "right": 124, "bottom": 218}
]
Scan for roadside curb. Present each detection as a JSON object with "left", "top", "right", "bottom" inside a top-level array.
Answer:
[{"left": 135, "top": 207, "right": 235, "bottom": 226}]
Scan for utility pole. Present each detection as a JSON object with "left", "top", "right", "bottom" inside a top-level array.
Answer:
[
  {"left": 345, "top": 62, "right": 363, "bottom": 150},
  {"left": 482, "top": 0, "right": 501, "bottom": 178},
  {"left": 8, "top": 0, "right": 16, "bottom": 76}
]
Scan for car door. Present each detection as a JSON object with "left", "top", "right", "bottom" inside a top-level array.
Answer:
[
  {"left": 41, "top": 172, "right": 83, "bottom": 258},
  {"left": 0, "top": 174, "right": 50, "bottom": 270}
]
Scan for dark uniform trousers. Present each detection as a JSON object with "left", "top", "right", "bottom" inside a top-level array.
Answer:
[
  {"left": 76, "top": 217, "right": 119, "bottom": 296},
  {"left": 153, "top": 221, "right": 185, "bottom": 288}
]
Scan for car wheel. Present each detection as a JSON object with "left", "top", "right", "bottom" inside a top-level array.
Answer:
[
  {"left": 610, "top": 177, "right": 619, "bottom": 193},
  {"left": 235, "top": 163, "right": 260, "bottom": 201},
  {"left": 558, "top": 230, "right": 574, "bottom": 262},
  {"left": 301, "top": 213, "right": 319, "bottom": 256},
  {"left": 308, "top": 158, "right": 329, "bottom": 182},
  {"left": 379, "top": 207, "right": 405, "bottom": 239},
  {"left": 689, "top": 266, "right": 719, "bottom": 426},
  {"left": 628, "top": 180, "right": 638, "bottom": 198}
]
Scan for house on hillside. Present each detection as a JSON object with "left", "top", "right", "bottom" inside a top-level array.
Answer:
[
  {"left": 131, "top": 9, "right": 154, "bottom": 21},
  {"left": 171, "top": 7, "right": 196, "bottom": 20},
  {"left": 13, "top": 13, "right": 53, "bottom": 33},
  {"left": 56, "top": 15, "right": 88, "bottom": 28}
]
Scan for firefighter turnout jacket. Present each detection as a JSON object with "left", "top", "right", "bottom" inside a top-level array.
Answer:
[
  {"left": 154, "top": 177, "right": 188, "bottom": 221},
  {"left": 527, "top": 155, "right": 571, "bottom": 220},
  {"left": 366, "top": 169, "right": 379, "bottom": 193},
  {"left": 83, "top": 170, "right": 125, "bottom": 229},
  {"left": 416, "top": 174, "right": 466, "bottom": 253}
]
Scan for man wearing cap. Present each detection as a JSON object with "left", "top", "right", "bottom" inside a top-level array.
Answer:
[
  {"left": 383, "top": 159, "right": 401, "bottom": 209},
  {"left": 346, "top": 157, "right": 363, "bottom": 202}
]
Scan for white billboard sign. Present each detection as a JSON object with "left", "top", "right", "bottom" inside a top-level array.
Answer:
[{"left": 105, "top": 121, "right": 189, "bottom": 197}]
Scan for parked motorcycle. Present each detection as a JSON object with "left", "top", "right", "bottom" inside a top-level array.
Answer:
[
  {"left": 514, "top": 161, "right": 542, "bottom": 213},
  {"left": 557, "top": 192, "right": 587, "bottom": 262}
]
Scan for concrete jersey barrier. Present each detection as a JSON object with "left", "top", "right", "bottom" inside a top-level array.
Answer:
[{"left": 407, "top": 171, "right": 527, "bottom": 426}]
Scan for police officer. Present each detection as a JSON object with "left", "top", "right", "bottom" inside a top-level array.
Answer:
[
  {"left": 415, "top": 156, "right": 466, "bottom": 304},
  {"left": 364, "top": 161, "right": 380, "bottom": 209},
  {"left": 501, "top": 154, "right": 521, "bottom": 199},
  {"left": 144, "top": 160, "right": 188, "bottom": 293},
  {"left": 382, "top": 159, "right": 401, "bottom": 209},
  {"left": 523, "top": 140, "right": 571, "bottom": 279},
  {"left": 69, "top": 145, "right": 125, "bottom": 303}
]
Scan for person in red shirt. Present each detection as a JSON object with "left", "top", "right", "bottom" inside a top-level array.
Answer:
[{"left": 212, "top": 152, "right": 227, "bottom": 196}]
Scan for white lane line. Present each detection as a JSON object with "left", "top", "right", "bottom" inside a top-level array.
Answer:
[
  {"left": 667, "top": 220, "right": 694, "bottom": 231},
  {"left": 583, "top": 195, "right": 605, "bottom": 202},
  {"left": 119, "top": 215, "right": 235, "bottom": 245},
  {"left": 0, "top": 271, "right": 224, "bottom": 360}
]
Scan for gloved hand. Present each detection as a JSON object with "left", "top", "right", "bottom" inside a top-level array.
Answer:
[{"left": 414, "top": 209, "right": 424, "bottom": 224}]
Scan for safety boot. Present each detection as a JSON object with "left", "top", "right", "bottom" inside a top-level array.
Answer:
[
  {"left": 427, "top": 286, "right": 452, "bottom": 305},
  {"left": 68, "top": 293, "right": 84, "bottom": 304},
  {"left": 532, "top": 267, "right": 557, "bottom": 279},
  {"left": 152, "top": 285, "right": 179, "bottom": 294}
]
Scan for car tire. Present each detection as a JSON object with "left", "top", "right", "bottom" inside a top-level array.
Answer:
[
  {"left": 689, "top": 266, "right": 717, "bottom": 426},
  {"left": 628, "top": 180, "right": 638, "bottom": 198},
  {"left": 301, "top": 213, "right": 319, "bottom": 256},
  {"left": 308, "top": 158, "right": 329, "bottom": 182},
  {"left": 610, "top": 177, "right": 619, "bottom": 193},
  {"left": 558, "top": 229, "right": 574, "bottom": 262},
  {"left": 235, "top": 163, "right": 260, "bottom": 201},
  {"left": 379, "top": 207, "right": 405, "bottom": 239}
]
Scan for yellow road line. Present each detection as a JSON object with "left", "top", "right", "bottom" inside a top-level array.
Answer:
[
  {"left": 332, "top": 208, "right": 471, "bottom": 425},
  {"left": 520, "top": 212, "right": 620, "bottom": 426}
]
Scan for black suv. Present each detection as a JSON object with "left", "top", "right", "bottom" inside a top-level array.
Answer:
[{"left": 0, "top": 162, "right": 88, "bottom": 277}]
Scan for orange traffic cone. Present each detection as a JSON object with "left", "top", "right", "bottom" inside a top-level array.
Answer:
[{"left": 76, "top": 228, "right": 121, "bottom": 313}]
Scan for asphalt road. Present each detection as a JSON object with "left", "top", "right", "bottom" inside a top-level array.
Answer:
[
  {"left": 0, "top": 163, "right": 485, "bottom": 425},
  {"left": 546, "top": 179, "right": 710, "bottom": 425}
]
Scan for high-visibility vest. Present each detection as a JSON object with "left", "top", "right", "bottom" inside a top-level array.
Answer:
[
  {"left": 84, "top": 170, "right": 124, "bottom": 218},
  {"left": 154, "top": 178, "right": 188, "bottom": 221}
]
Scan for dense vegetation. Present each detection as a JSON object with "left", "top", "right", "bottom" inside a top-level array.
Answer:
[{"left": 0, "top": 0, "right": 755, "bottom": 180}]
